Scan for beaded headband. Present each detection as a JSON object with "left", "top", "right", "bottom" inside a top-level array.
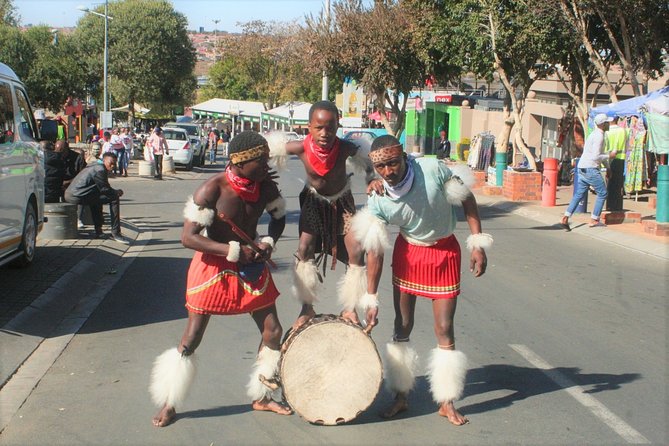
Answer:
[
  {"left": 368, "top": 144, "right": 404, "bottom": 164},
  {"left": 229, "top": 144, "right": 269, "bottom": 165}
]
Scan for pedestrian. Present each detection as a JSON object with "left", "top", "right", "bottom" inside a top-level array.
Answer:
[
  {"left": 147, "top": 127, "right": 169, "bottom": 179},
  {"left": 605, "top": 116, "right": 628, "bottom": 211},
  {"left": 64, "top": 152, "right": 129, "bottom": 243},
  {"left": 55, "top": 139, "right": 86, "bottom": 191},
  {"left": 435, "top": 129, "right": 451, "bottom": 160},
  {"left": 43, "top": 140, "right": 65, "bottom": 203},
  {"left": 101, "top": 131, "right": 113, "bottom": 154},
  {"left": 269, "top": 100, "right": 375, "bottom": 329},
  {"left": 87, "top": 141, "right": 102, "bottom": 165},
  {"left": 560, "top": 113, "right": 618, "bottom": 230},
  {"left": 208, "top": 127, "right": 218, "bottom": 164},
  {"left": 149, "top": 131, "right": 291, "bottom": 427},
  {"left": 119, "top": 127, "right": 133, "bottom": 177},
  {"left": 110, "top": 128, "right": 125, "bottom": 175},
  {"left": 352, "top": 135, "right": 492, "bottom": 425}
]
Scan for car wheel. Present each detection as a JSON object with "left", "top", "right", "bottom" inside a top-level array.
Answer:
[{"left": 11, "top": 202, "right": 37, "bottom": 267}]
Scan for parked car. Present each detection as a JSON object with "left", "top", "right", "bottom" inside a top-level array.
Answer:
[
  {"left": 0, "top": 63, "right": 44, "bottom": 267},
  {"left": 285, "top": 131, "right": 303, "bottom": 141},
  {"left": 162, "top": 127, "right": 194, "bottom": 170},
  {"left": 165, "top": 121, "right": 205, "bottom": 167}
]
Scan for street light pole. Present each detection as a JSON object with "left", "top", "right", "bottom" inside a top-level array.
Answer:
[
  {"left": 322, "top": 0, "right": 330, "bottom": 101},
  {"left": 103, "top": 0, "right": 109, "bottom": 113},
  {"left": 77, "top": 2, "right": 113, "bottom": 121}
]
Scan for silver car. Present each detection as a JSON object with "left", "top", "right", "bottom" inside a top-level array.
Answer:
[{"left": 0, "top": 63, "right": 44, "bottom": 267}]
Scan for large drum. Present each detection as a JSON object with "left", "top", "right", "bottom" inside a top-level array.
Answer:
[{"left": 279, "top": 314, "right": 382, "bottom": 425}]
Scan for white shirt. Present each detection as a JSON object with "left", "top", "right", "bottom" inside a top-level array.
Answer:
[{"left": 577, "top": 127, "right": 608, "bottom": 169}]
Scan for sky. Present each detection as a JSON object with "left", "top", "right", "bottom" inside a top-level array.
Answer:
[{"left": 14, "top": 0, "right": 333, "bottom": 31}]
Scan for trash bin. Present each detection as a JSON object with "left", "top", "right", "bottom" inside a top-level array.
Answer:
[{"left": 41, "top": 203, "right": 79, "bottom": 239}]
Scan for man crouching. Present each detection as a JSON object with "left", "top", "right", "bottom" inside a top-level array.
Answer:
[{"left": 150, "top": 131, "right": 291, "bottom": 427}]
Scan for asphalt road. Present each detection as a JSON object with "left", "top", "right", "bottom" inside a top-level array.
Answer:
[{"left": 0, "top": 158, "right": 666, "bottom": 445}]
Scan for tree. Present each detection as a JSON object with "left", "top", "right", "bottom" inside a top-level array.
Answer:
[
  {"left": 0, "top": 0, "right": 19, "bottom": 26},
  {"left": 408, "top": 0, "right": 562, "bottom": 170},
  {"left": 218, "top": 20, "right": 307, "bottom": 111},
  {"left": 303, "top": 0, "right": 428, "bottom": 138},
  {"left": 0, "top": 24, "right": 33, "bottom": 78},
  {"left": 200, "top": 55, "right": 257, "bottom": 102},
  {"left": 21, "top": 26, "right": 87, "bottom": 111},
  {"left": 73, "top": 0, "right": 196, "bottom": 121},
  {"left": 559, "top": 0, "right": 668, "bottom": 100}
]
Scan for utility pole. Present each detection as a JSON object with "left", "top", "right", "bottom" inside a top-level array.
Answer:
[{"left": 321, "top": 0, "right": 330, "bottom": 101}]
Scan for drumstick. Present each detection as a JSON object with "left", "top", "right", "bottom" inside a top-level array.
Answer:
[{"left": 218, "top": 212, "right": 277, "bottom": 269}]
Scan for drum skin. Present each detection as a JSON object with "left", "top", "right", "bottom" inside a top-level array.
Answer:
[{"left": 280, "top": 315, "right": 382, "bottom": 425}]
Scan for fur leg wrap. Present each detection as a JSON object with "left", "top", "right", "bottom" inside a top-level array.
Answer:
[
  {"left": 183, "top": 196, "right": 215, "bottom": 227},
  {"left": 337, "top": 265, "right": 367, "bottom": 312},
  {"left": 149, "top": 347, "right": 196, "bottom": 409},
  {"left": 383, "top": 342, "right": 418, "bottom": 395},
  {"left": 350, "top": 208, "right": 391, "bottom": 254},
  {"left": 292, "top": 259, "right": 319, "bottom": 304},
  {"left": 445, "top": 164, "right": 475, "bottom": 206},
  {"left": 427, "top": 348, "right": 467, "bottom": 404},
  {"left": 246, "top": 346, "right": 281, "bottom": 401}
]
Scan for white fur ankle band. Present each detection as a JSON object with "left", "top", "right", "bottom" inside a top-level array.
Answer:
[
  {"left": 183, "top": 196, "right": 215, "bottom": 227},
  {"left": 226, "top": 241, "right": 241, "bottom": 262},
  {"left": 466, "top": 233, "right": 493, "bottom": 252}
]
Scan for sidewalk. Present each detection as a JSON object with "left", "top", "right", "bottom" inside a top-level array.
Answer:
[{"left": 474, "top": 184, "right": 669, "bottom": 260}]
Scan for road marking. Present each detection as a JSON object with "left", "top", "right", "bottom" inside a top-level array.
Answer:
[{"left": 510, "top": 344, "right": 649, "bottom": 444}]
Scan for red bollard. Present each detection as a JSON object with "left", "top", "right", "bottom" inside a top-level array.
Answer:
[{"left": 542, "top": 157, "right": 558, "bottom": 207}]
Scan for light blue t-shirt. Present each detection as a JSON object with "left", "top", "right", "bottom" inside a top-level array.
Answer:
[{"left": 367, "top": 157, "right": 457, "bottom": 243}]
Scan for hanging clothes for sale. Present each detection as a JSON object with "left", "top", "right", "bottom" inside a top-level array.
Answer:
[{"left": 624, "top": 116, "right": 647, "bottom": 194}]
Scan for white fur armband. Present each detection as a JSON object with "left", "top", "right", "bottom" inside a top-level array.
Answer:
[
  {"left": 347, "top": 139, "right": 374, "bottom": 182},
  {"left": 265, "top": 131, "right": 289, "bottom": 170},
  {"left": 466, "top": 233, "right": 493, "bottom": 252},
  {"left": 226, "top": 241, "right": 241, "bottom": 262},
  {"left": 359, "top": 292, "right": 379, "bottom": 310},
  {"left": 183, "top": 196, "right": 215, "bottom": 227},
  {"left": 445, "top": 164, "right": 474, "bottom": 206},
  {"left": 351, "top": 208, "right": 391, "bottom": 254},
  {"left": 265, "top": 196, "right": 286, "bottom": 219},
  {"left": 259, "top": 236, "right": 275, "bottom": 250}
]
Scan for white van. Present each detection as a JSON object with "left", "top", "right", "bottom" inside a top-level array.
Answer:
[{"left": 0, "top": 63, "right": 44, "bottom": 267}]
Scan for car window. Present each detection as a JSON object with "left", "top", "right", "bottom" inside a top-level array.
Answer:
[
  {"left": 164, "top": 130, "right": 186, "bottom": 140},
  {"left": 0, "top": 81, "right": 15, "bottom": 145},
  {"left": 15, "top": 88, "right": 38, "bottom": 141}
]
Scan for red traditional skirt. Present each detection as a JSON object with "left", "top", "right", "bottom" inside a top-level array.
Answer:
[
  {"left": 391, "top": 234, "right": 461, "bottom": 299},
  {"left": 185, "top": 252, "right": 279, "bottom": 315}
]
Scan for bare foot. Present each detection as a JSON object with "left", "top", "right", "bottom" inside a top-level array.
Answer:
[
  {"left": 438, "top": 401, "right": 469, "bottom": 425},
  {"left": 340, "top": 310, "right": 360, "bottom": 325},
  {"left": 292, "top": 307, "right": 316, "bottom": 330},
  {"left": 252, "top": 398, "right": 293, "bottom": 415},
  {"left": 152, "top": 405, "right": 176, "bottom": 427},
  {"left": 381, "top": 395, "right": 408, "bottom": 418}
]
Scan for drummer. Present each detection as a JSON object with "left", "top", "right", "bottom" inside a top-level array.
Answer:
[
  {"left": 351, "top": 135, "right": 492, "bottom": 425},
  {"left": 149, "top": 131, "right": 292, "bottom": 427}
]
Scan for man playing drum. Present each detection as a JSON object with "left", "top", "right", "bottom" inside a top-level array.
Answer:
[
  {"left": 150, "top": 131, "right": 292, "bottom": 427},
  {"left": 269, "top": 101, "right": 375, "bottom": 329},
  {"left": 351, "top": 135, "right": 492, "bottom": 425}
]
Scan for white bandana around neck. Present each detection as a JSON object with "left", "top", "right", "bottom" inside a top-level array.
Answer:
[{"left": 383, "top": 159, "right": 414, "bottom": 199}]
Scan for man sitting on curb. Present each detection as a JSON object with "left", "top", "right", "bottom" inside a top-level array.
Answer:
[{"left": 64, "top": 152, "right": 129, "bottom": 244}]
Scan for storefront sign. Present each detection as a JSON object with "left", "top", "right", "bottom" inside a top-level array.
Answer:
[{"left": 435, "top": 95, "right": 453, "bottom": 103}]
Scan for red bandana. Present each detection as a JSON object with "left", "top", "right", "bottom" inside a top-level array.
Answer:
[
  {"left": 304, "top": 134, "right": 340, "bottom": 176},
  {"left": 226, "top": 165, "right": 260, "bottom": 202}
]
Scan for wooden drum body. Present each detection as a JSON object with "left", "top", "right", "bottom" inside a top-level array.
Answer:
[{"left": 279, "top": 315, "right": 382, "bottom": 425}]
